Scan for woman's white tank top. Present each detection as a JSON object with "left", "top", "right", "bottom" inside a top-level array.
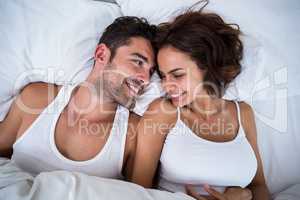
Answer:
[{"left": 158, "top": 101, "right": 257, "bottom": 195}]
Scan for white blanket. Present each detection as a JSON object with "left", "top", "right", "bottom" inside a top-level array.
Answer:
[
  {"left": 0, "top": 158, "right": 193, "bottom": 200},
  {"left": 2, "top": 157, "right": 300, "bottom": 200}
]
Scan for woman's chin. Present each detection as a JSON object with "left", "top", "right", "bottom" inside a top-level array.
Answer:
[
  {"left": 170, "top": 97, "right": 189, "bottom": 107},
  {"left": 168, "top": 93, "right": 188, "bottom": 107}
]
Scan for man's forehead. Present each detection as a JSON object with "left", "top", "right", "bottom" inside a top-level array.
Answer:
[{"left": 118, "top": 37, "right": 155, "bottom": 62}]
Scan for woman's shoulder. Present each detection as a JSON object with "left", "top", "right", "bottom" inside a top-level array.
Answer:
[
  {"left": 146, "top": 97, "right": 177, "bottom": 115},
  {"left": 225, "top": 100, "right": 253, "bottom": 117},
  {"left": 238, "top": 101, "right": 254, "bottom": 114},
  {"left": 143, "top": 97, "right": 178, "bottom": 124},
  {"left": 233, "top": 101, "right": 254, "bottom": 121}
]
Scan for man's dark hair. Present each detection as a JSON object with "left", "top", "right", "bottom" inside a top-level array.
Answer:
[{"left": 99, "top": 16, "right": 157, "bottom": 61}]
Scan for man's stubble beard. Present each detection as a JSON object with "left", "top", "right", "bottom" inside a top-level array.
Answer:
[{"left": 94, "top": 65, "right": 136, "bottom": 111}]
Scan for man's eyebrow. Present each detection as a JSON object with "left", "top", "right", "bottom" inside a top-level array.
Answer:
[{"left": 131, "top": 53, "right": 149, "bottom": 63}]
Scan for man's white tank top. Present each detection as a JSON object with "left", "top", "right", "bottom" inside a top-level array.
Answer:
[
  {"left": 12, "top": 83, "right": 129, "bottom": 179},
  {"left": 158, "top": 101, "right": 257, "bottom": 195}
]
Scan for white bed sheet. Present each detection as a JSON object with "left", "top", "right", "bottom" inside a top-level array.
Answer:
[{"left": 0, "top": 158, "right": 193, "bottom": 200}]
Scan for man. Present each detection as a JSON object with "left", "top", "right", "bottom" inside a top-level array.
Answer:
[{"left": 0, "top": 16, "right": 156, "bottom": 180}]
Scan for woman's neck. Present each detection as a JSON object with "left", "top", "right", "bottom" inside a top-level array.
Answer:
[{"left": 188, "top": 92, "right": 225, "bottom": 120}]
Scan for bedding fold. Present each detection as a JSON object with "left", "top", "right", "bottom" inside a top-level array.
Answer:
[{"left": 0, "top": 158, "right": 193, "bottom": 200}]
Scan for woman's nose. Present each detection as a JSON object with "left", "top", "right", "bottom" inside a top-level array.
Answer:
[{"left": 162, "top": 80, "right": 178, "bottom": 94}]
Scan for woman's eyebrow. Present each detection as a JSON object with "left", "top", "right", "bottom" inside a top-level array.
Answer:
[
  {"left": 158, "top": 68, "right": 184, "bottom": 76},
  {"left": 168, "top": 68, "right": 184, "bottom": 74}
]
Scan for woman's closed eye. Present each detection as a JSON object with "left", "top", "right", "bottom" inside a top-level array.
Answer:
[
  {"left": 159, "top": 74, "right": 185, "bottom": 83},
  {"left": 173, "top": 73, "right": 185, "bottom": 79}
]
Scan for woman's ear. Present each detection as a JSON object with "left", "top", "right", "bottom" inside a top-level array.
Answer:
[{"left": 94, "top": 43, "right": 111, "bottom": 66}]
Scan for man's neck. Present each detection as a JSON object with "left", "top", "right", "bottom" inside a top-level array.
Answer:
[{"left": 66, "top": 74, "right": 118, "bottom": 125}]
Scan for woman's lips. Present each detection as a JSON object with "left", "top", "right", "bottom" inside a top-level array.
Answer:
[{"left": 169, "top": 92, "right": 186, "bottom": 103}]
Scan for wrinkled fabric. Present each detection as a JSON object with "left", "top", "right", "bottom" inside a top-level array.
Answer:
[{"left": 0, "top": 158, "right": 194, "bottom": 200}]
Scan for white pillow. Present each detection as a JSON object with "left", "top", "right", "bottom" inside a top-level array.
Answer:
[
  {"left": 0, "top": 0, "right": 164, "bottom": 119},
  {"left": 273, "top": 184, "right": 300, "bottom": 200},
  {"left": 0, "top": 0, "right": 122, "bottom": 121},
  {"left": 116, "top": 0, "right": 200, "bottom": 24}
]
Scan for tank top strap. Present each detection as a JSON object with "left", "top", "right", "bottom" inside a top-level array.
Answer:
[
  {"left": 233, "top": 101, "right": 246, "bottom": 137},
  {"left": 114, "top": 105, "right": 129, "bottom": 177},
  {"left": 56, "top": 83, "right": 79, "bottom": 106},
  {"left": 233, "top": 101, "right": 242, "bottom": 125},
  {"left": 115, "top": 105, "right": 130, "bottom": 137},
  {"left": 176, "top": 107, "right": 181, "bottom": 121}
]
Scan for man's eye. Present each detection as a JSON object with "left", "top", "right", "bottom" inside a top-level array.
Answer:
[{"left": 133, "top": 59, "right": 143, "bottom": 66}]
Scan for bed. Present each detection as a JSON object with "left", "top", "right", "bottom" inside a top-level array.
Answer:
[{"left": 0, "top": 0, "right": 299, "bottom": 199}]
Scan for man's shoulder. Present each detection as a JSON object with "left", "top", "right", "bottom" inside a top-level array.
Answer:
[
  {"left": 128, "top": 112, "right": 141, "bottom": 122},
  {"left": 128, "top": 112, "right": 141, "bottom": 124},
  {"left": 17, "top": 82, "right": 61, "bottom": 116}
]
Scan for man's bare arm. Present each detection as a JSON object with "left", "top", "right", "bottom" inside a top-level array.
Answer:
[
  {"left": 0, "top": 82, "right": 59, "bottom": 158},
  {"left": 0, "top": 99, "right": 23, "bottom": 157}
]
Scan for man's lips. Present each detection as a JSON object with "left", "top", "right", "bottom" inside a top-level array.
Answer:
[
  {"left": 127, "top": 83, "right": 139, "bottom": 94},
  {"left": 125, "top": 80, "right": 143, "bottom": 97}
]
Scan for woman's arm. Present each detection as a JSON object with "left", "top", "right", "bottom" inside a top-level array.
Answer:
[
  {"left": 240, "top": 102, "right": 270, "bottom": 200},
  {"left": 130, "top": 98, "right": 177, "bottom": 188}
]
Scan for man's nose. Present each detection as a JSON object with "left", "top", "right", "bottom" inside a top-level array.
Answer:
[{"left": 136, "top": 70, "right": 150, "bottom": 86}]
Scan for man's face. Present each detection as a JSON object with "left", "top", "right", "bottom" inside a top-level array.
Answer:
[{"left": 100, "top": 37, "right": 155, "bottom": 110}]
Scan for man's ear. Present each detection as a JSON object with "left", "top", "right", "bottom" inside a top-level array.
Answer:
[{"left": 94, "top": 43, "right": 111, "bottom": 66}]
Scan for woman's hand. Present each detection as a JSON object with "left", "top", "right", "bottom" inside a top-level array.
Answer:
[
  {"left": 224, "top": 187, "right": 252, "bottom": 200},
  {"left": 186, "top": 185, "right": 228, "bottom": 200},
  {"left": 186, "top": 185, "right": 252, "bottom": 200}
]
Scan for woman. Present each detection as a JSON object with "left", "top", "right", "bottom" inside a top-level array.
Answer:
[{"left": 131, "top": 6, "right": 270, "bottom": 200}]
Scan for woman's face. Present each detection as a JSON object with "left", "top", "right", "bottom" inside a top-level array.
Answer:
[{"left": 157, "top": 46, "right": 205, "bottom": 107}]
